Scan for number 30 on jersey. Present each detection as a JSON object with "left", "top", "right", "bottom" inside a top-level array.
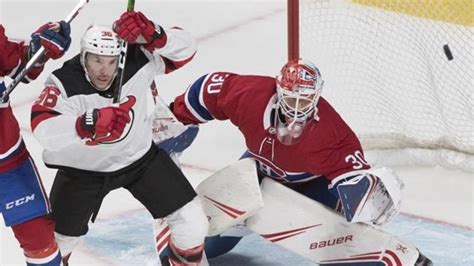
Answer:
[
  {"left": 345, "top": 150, "right": 369, "bottom": 169},
  {"left": 206, "top": 72, "right": 229, "bottom": 94}
]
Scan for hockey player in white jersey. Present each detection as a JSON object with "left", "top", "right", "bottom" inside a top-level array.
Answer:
[{"left": 30, "top": 11, "right": 208, "bottom": 265}]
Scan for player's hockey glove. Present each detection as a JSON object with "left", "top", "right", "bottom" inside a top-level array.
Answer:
[
  {"left": 30, "top": 21, "right": 71, "bottom": 62},
  {"left": 113, "top": 11, "right": 166, "bottom": 50},
  {"left": 331, "top": 168, "right": 403, "bottom": 225},
  {"left": 76, "top": 96, "right": 136, "bottom": 145}
]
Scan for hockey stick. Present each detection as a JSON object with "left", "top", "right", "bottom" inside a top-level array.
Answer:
[
  {"left": 112, "top": 0, "right": 136, "bottom": 103},
  {"left": 0, "top": 0, "right": 90, "bottom": 103}
]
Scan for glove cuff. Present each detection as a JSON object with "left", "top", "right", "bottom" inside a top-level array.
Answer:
[
  {"left": 27, "top": 40, "right": 49, "bottom": 66},
  {"left": 151, "top": 24, "right": 165, "bottom": 40},
  {"left": 76, "top": 110, "right": 96, "bottom": 139},
  {"left": 144, "top": 26, "right": 167, "bottom": 51}
]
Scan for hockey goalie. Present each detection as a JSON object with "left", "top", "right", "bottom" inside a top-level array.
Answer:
[{"left": 161, "top": 59, "right": 432, "bottom": 265}]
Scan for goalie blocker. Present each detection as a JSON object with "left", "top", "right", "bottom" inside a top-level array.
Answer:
[{"left": 331, "top": 168, "right": 404, "bottom": 225}]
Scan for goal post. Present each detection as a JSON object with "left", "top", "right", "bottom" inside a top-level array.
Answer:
[
  {"left": 288, "top": 0, "right": 299, "bottom": 61},
  {"left": 288, "top": 0, "right": 473, "bottom": 171}
]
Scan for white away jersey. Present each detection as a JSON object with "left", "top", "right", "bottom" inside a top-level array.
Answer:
[{"left": 31, "top": 28, "right": 196, "bottom": 172}]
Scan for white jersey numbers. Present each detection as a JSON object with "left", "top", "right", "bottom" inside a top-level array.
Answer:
[
  {"left": 206, "top": 73, "right": 229, "bottom": 94},
  {"left": 345, "top": 150, "right": 369, "bottom": 169}
]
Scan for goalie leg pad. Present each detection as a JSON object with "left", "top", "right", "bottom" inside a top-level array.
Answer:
[
  {"left": 247, "top": 178, "right": 421, "bottom": 265},
  {"left": 196, "top": 158, "right": 263, "bottom": 236}
]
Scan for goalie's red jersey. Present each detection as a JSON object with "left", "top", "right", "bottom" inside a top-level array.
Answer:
[{"left": 173, "top": 72, "right": 370, "bottom": 183}]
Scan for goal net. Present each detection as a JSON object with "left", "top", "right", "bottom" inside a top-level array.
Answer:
[{"left": 289, "top": 0, "right": 473, "bottom": 171}]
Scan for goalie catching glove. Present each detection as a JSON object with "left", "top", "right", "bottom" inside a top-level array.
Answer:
[
  {"left": 76, "top": 96, "right": 136, "bottom": 145},
  {"left": 331, "top": 168, "right": 404, "bottom": 225}
]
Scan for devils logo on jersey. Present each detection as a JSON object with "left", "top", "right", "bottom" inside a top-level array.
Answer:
[{"left": 86, "top": 95, "right": 136, "bottom": 146}]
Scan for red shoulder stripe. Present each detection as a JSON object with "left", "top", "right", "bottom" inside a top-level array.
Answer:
[{"left": 31, "top": 104, "right": 61, "bottom": 131}]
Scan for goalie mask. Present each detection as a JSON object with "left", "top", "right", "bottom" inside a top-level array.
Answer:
[
  {"left": 80, "top": 25, "right": 121, "bottom": 91},
  {"left": 275, "top": 59, "right": 324, "bottom": 145}
]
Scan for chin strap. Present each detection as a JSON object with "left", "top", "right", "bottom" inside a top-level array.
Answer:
[
  {"left": 312, "top": 93, "right": 321, "bottom": 121},
  {"left": 312, "top": 107, "right": 320, "bottom": 121}
]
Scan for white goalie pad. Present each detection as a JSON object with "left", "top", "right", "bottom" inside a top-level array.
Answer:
[
  {"left": 246, "top": 178, "right": 420, "bottom": 265},
  {"left": 196, "top": 158, "right": 263, "bottom": 236}
]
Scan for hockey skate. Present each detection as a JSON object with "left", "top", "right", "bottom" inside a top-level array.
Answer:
[{"left": 415, "top": 251, "right": 433, "bottom": 266}]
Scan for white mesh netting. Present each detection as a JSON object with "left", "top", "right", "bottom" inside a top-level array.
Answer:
[{"left": 298, "top": 0, "right": 473, "bottom": 171}]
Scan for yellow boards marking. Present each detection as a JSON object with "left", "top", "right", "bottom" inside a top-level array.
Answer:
[{"left": 352, "top": 0, "right": 473, "bottom": 27}]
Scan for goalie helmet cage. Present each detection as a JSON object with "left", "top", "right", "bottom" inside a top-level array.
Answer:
[{"left": 287, "top": 0, "right": 473, "bottom": 171}]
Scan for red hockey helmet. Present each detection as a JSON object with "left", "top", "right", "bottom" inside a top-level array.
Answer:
[{"left": 275, "top": 59, "right": 324, "bottom": 144}]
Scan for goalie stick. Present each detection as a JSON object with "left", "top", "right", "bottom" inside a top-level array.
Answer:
[
  {"left": 112, "top": 0, "right": 135, "bottom": 103},
  {"left": 0, "top": 0, "right": 91, "bottom": 103}
]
